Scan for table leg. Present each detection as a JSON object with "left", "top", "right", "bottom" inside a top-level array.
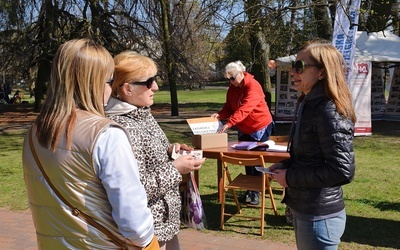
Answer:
[
  {"left": 194, "top": 169, "right": 199, "bottom": 186},
  {"left": 217, "top": 159, "right": 222, "bottom": 203}
]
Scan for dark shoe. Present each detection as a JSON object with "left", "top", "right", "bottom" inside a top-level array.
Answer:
[
  {"left": 240, "top": 191, "right": 251, "bottom": 203},
  {"left": 249, "top": 192, "right": 259, "bottom": 206}
]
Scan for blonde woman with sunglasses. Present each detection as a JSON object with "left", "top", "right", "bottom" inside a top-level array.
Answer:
[
  {"left": 269, "top": 40, "right": 356, "bottom": 250},
  {"left": 106, "top": 51, "right": 206, "bottom": 250}
]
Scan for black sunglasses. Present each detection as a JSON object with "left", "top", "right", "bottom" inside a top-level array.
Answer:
[
  {"left": 292, "top": 60, "right": 321, "bottom": 74},
  {"left": 106, "top": 78, "right": 114, "bottom": 85},
  {"left": 227, "top": 72, "right": 239, "bottom": 81},
  {"left": 130, "top": 75, "right": 159, "bottom": 89}
]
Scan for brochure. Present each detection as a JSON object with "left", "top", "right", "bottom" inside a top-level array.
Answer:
[
  {"left": 171, "top": 144, "right": 203, "bottom": 160},
  {"left": 232, "top": 140, "right": 288, "bottom": 152},
  {"left": 255, "top": 166, "right": 277, "bottom": 175}
]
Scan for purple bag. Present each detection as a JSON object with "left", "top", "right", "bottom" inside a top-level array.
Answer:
[{"left": 181, "top": 172, "right": 207, "bottom": 230}]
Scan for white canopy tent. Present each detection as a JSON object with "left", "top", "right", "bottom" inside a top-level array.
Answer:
[
  {"left": 354, "top": 31, "right": 400, "bottom": 63},
  {"left": 276, "top": 31, "right": 400, "bottom": 65},
  {"left": 274, "top": 31, "right": 400, "bottom": 135}
]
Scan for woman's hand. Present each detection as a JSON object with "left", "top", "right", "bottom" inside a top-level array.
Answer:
[
  {"left": 217, "top": 124, "right": 229, "bottom": 133},
  {"left": 168, "top": 143, "right": 193, "bottom": 156},
  {"left": 173, "top": 155, "right": 206, "bottom": 175},
  {"left": 269, "top": 162, "right": 288, "bottom": 187},
  {"left": 211, "top": 113, "right": 220, "bottom": 119},
  {"left": 269, "top": 162, "right": 286, "bottom": 172},
  {"left": 271, "top": 168, "right": 288, "bottom": 188}
]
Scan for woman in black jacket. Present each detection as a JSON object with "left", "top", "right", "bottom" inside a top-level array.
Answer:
[{"left": 270, "top": 40, "right": 356, "bottom": 250}]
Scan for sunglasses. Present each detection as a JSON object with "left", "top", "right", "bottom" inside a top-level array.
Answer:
[
  {"left": 106, "top": 78, "right": 114, "bottom": 85},
  {"left": 227, "top": 72, "right": 239, "bottom": 81},
  {"left": 130, "top": 75, "right": 160, "bottom": 89},
  {"left": 292, "top": 60, "right": 321, "bottom": 74}
]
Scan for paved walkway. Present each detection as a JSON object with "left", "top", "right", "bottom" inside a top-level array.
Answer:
[{"left": 0, "top": 209, "right": 296, "bottom": 250}]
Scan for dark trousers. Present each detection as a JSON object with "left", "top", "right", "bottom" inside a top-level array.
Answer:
[{"left": 238, "top": 122, "right": 274, "bottom": 177}]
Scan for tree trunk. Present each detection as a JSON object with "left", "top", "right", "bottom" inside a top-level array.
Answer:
[
  {"left": 160, "top": 0, "right": 179, "bottom": 116},
  {"left": 313, "top": 0, "right": 332, "bottom": 40},
  {"left": 34, "top": 0, "right": 57, "bottom": 111},
  {"left": 34, "top": 60, "right": 50, "bottom": 111},
  {"left": 245, "top": 0, "right": 265, "bottom": 89}
]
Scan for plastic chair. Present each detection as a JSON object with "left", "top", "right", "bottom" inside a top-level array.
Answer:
[{"left": 219, "top": 152, "right": 278, "bottom": 236}]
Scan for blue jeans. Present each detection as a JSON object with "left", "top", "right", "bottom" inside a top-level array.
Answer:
[{"left": 293, "top": 210, "right": 346, "bottom": 250}]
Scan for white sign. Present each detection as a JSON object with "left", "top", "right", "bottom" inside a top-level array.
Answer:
[
  {"left": 348, "top": 61, "right": 372, "bottom": 136},
  {"left": 186, "top": 117, "right": 222, "bottom": 135}
]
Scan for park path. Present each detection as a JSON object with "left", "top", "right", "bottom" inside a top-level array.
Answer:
[{"left": 0, "top": 209, "right": 296, "bottom": 250}]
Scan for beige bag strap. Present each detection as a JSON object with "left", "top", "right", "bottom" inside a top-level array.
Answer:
[{"left": 28, "top": 129, "right": 129, "bottom": 250}]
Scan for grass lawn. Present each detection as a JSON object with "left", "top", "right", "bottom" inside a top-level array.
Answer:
[{"left": 1, "top": 88, "right": 400, "bottom": 249}]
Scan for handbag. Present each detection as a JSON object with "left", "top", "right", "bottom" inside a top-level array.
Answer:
[
  {"left": 28, "top": 129, "right": 159, "bottom": 250},
  {"left": 181, "top": 171, "right": 207, "bottom": 230}
]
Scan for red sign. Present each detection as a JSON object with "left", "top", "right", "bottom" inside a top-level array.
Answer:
[{"left": 357, "top": 63, "right": 369, "bottom": 74}]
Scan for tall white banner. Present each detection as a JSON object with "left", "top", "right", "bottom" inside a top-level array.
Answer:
[
  {"left": 332, "top": 0, "right": 361, "bottom": 82},
  {"left": 348, "top": 62, "right": 372, "bottom": 136}
]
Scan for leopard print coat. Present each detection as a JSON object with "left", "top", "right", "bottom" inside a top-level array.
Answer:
[{"left": 106, "top": 100, "right": 182, "bottom": 242}]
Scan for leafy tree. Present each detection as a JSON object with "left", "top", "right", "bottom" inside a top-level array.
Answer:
[{"left": 359, "top": 0, "right": 399, "bottom": 33}]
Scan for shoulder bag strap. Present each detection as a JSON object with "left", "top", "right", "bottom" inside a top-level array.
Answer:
[{"left": 28, "top": 129, "right": 129, "bottom": 250}]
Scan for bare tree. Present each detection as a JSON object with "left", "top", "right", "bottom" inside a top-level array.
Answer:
[{"left": 1, "top": 0, "right": 397, "bottom": 114}]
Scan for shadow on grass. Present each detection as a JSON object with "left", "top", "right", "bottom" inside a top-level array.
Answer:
[
  {"left": 353, "top": 198, "right": 400, "bottom": 212},
  {"left": 343, "top": 215, "right": 400, "bottom": 249},
  {"left": 198, "top": 189, "right": 400, "bottom": 248},
  {"left": 199, "top": 191, "right": 291, "bottom": 234}
]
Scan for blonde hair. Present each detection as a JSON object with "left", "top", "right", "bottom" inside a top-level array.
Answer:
[
  {"left": 112, "top": 51, "right": 157, "bottom": 97},
  {"left": 300, "top": 40, "right": 356, "bottom": 123},
  {"left": 35, "top": 39, "right": 114, "bottom": 151},
  {"left": 224, "top": 60, "right": 246, "bottom": 78}
]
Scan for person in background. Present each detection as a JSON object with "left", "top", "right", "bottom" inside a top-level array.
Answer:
[
  {"left": 105, "top": 51, "right": 206, "bottom": 250},
  {"left": 3, "top": 82, "right": 11, "bottom": 103},
  {"left": 22, "top": 39, "right": 157, "bottom": 249},
  {"left": 269, "top": 40, "right": 356, "bottom": 250},
  {"left": 211, "top": 60, "right": 274, "bottom": 206}
]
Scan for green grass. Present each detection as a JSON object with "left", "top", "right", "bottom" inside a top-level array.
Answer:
[
  {"left": 0, "top": 130, "right": 27, "bottom": 210},
  {"left": 1, "top": 89, "right": 400, "bottom": 249}
]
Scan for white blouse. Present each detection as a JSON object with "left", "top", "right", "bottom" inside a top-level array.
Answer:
[{"left": 93, "top": 127, "right": 154, "bottom": 247}]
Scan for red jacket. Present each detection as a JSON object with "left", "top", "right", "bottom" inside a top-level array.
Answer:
[{"left": 218, "top": 72, "right": 273, "bottom": 134}]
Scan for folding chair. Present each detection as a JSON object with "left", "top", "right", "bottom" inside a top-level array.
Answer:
[{"left": 219, "top": 152, "right": 278, "bottom": 236}]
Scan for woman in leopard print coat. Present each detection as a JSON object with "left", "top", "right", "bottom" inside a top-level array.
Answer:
[{"left": 105, "top": 51, "right": 205, "bottom": 250}]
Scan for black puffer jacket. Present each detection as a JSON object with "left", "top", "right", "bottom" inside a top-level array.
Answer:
[{"left": 281, "top": 82, "right": 355, "bottom": 216}]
